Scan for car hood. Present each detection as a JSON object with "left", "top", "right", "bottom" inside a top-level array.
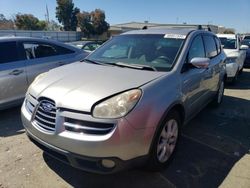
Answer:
[
  {"left": 29, "top": 62, "right": 166, "bottom": 112},
  {"left": 223, "top": 49, "right": 239, "bottom": 58}
]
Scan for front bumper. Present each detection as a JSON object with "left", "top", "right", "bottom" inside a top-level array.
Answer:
[
  {"left": 225, "top": 63, "right": 238, "bottom": 79},
  {"left": 21, "top": 96, "right": 155, "bottom": 173},
  {"left": 26, "top": 129, "right": 147, "bottom": 174}
]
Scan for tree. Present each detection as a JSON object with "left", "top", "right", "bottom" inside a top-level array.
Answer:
[
  {"left": 49, "top": 20, "right": 63, "bottom": 31},
  {"left": 77, "top": 11, "right": 93, "bottom": 37},
  {"left": 91, "top": 9, "right": 109, "bottom": 35},
  {"left": 0, "top": 14, "right": 14, "bottom": 29},
  {"left": 15, "top": 14, "right": 47, "bottom": 30},
  {"left": 223, "top": 28, "right": 235, "bottom": 34},
  {"left": 77, "top": 9, "right": 109, "bottom": 37},
  {"left": 55, "top": 0, "right": 79, "bottom": 31}
]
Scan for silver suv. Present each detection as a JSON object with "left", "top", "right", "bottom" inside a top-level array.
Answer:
[
  {"left": 21, "top": 27, "right": 226, "bottom": 173},
  {"left": 0, "top": 37, "right": 88, "bottom": 110}
]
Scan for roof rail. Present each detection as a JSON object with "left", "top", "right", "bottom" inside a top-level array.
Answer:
[
  {"left": 197, "top": 25, "right": 212, "bottom": 32},
  {"left": 150, "top": 24, "right": 214, "bottom": 32}
]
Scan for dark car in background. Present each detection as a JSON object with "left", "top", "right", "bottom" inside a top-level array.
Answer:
[
  {"left": 242, "top": 39, "right": 250, "bottom": 67},
  {"left": 0, "top": 36, "right": 88, "bottom": 110}
]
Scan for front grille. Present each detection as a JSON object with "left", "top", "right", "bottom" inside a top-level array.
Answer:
[
  {"left": 33, "top": 98, "right": 56, "bottom": 132},
  {"left": 64, "top": 118, "right": 115, "bottom": 135}
]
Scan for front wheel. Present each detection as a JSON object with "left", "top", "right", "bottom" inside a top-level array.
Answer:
[{"left": 147, "top": 111, "right": 181, "bottom": 171}]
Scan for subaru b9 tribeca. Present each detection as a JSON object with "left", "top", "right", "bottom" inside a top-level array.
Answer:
[{"left": 21, "top": 28, "right": 226, "bottom": 173}]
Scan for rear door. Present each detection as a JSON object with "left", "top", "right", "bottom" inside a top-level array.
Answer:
[
  {"left": 20, "top": 41, "right": 76, "bottom": 84},
  {"left": 202, "top": 35, "right": 221, "bottom": 98},
  {"left": 0, "top": 41, "right": 28, "bottom": 108}
]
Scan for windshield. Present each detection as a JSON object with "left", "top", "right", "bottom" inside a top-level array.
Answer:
[
  {"left": 242, "top": 39, "right": 250, "bottom": 47},
  {"left": 87, "top": 34, "right": 184, "bottom": 72},
  {"left": 219, "top": 37, "right": 236, "bottom": 49}
]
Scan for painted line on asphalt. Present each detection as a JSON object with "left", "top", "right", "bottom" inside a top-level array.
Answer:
[
  {"left": 157, "top": 172, "right": 176, "bottom": 187},
  {"left": 181, "top": 134, "right": 232, "bottom": 157}
]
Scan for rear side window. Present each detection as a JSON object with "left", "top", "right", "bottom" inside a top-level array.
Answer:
[
  {"left": 23, "top": 42, "right": 74, "bottom": 60},
  {"left": 188, "top": 35, "right": 205, "bottom": 62},
  {"left": 0, "top": 42, "right": 20, "bottom": 63},
  {"left": 203, "top": 35, "right": 218, "bottom": 58},
  {"left": 214, "top": 37, "right": 221, "bottom": 54},
  {"left": 55, "top": 45, "right": 75, "bottom": 55},
  {"left": 23, "top": 43, "right": 57, "bottom": 59}
]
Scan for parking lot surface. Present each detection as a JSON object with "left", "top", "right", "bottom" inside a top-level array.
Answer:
[{"left": 0, "top": 69, "right": 250, "bottom": 188}]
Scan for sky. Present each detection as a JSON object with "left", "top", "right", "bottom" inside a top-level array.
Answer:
[{"left": 0, "top": 0, "right": 250, "bottom": 33}]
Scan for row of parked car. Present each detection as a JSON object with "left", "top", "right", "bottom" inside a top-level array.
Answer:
[{"left": 1, "top": 27, "right": 249, "bottom": 174}]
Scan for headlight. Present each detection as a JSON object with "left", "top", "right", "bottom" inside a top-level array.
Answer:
[
  {"left": 225, "top": 57, "right": 237, "bottom": 64},
  {"left": 92, "top": 89, "right": 142, "bottom": 119}
]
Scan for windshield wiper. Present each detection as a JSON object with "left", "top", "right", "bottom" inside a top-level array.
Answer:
[
  {"left": 111, "top": 62, "right": 157, "bottom": 71},
  {"left": 81, "top": 58, "right": 104, "bottom": 65}
]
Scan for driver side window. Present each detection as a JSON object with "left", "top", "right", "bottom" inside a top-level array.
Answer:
[{"left": 188, "top": 35, "right": 205, "bottom": 62}]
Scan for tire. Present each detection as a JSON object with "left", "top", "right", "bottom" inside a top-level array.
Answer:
[
  {"left": 211, "top": 79, "right": 225, "bottom": 107},
  {"left": 238, "top": 67, "right": 243, "bottom": 75},
  {"left": 231, "top": 69, "right": 239, "bottom": 84},
  {"left": 147, "top": 110, "right": 181, "bottom": 171}
]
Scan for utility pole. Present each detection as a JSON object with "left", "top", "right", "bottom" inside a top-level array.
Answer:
[
  {"left": 45, "top": 4, "right": 50, "bottom": 30},
  {"left": 46, "top": 4, "right": 50, "bottom": 23}
]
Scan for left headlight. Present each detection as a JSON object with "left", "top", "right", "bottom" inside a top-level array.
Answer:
[
  {"left": 225, "top": 57, "right": 237, "bottom": 64},
  {"left": 92, "top": 89, "right": 142, "bottom": 119}
]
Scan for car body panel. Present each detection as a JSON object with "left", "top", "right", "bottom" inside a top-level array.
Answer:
[{"left": 29, "top": 62, "right": 166, "bottom": 112}]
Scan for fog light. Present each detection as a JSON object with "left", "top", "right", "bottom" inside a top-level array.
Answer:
[{"left": 101, "top": 159, "right": 115, "bottom": 168}]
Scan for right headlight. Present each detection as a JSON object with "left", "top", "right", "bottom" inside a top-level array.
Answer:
[
  {"left": 92, "top": 89, "right": 142, "bottom": 119},
  {"left": 225, "top": 57, "right": 237, "bottom": 64}
]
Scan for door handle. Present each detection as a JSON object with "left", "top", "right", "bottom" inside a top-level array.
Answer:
[
  {"left": 58, "top": 62, "right": 66, "bottom": 66},
  {"left": 9, "top": 69, "right": 24, "bottom": 76}
]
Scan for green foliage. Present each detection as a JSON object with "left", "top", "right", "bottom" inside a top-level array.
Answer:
[
  {"left": 15, "top": 14, "right": 47, "bottom": 30},
  {"left": 77, "top": 9, "right": 109, "bottom": 37},
  {"left": 77, "top": 11, "right": 93, "bottom": 37},
  {"left": 0, "top": 14, "right": 14, "bottom": 29},
  {"left": 55, "top": 0, "right": 79, "bottom": 31},
  {"left": 91, "top": 9, "right": 109, "bottom": 35},
  {"left": 49, "top": 20, "right": 63, "bottom": 31},
  {"left": 223, "top": 29, "right": 235, "bottom": 34}
]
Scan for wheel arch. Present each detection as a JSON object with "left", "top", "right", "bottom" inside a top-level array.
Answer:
[{"left": 147, "top": 102, "right": 185, "bottom": 154}]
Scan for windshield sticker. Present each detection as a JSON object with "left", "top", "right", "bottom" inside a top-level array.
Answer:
[{"left": 164, "top": 34, "right": 186, "bottom": 39}]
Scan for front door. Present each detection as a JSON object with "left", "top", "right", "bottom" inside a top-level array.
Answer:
[{"left": 0, "top": 41, "right": 28, "bottom": 108}]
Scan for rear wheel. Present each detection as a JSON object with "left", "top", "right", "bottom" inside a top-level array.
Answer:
[
  {"left": 147, "top": 111, "right": 181, "bottom": 171},
  {"left": 211, "top": 79, "right": 224, "bottom": 107}
]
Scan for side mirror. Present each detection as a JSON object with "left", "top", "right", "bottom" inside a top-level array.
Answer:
[
  {"left": 240, "top": 45, "right": 249, "bottom": 50},
  {"left": 189, "top": 57, "right": 210, "bottom": 69}
]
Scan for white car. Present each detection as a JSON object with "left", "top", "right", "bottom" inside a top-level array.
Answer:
[{"left": 217, "top": 34, "right": 248, "bottom": 82}]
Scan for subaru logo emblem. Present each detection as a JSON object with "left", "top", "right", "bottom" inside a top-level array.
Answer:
[{"left": 41, "top": 102, "right": 54, "bottom": 112}]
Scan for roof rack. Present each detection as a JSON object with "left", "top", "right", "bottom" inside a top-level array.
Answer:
[
  {"left": 149, "top": 24, "right": 213, "bottom": 32},
  {"left": 197, "top": 25, "right": 212, "bottom": 32}
]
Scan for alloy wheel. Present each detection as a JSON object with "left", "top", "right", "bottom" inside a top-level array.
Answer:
[{"left": 157, "top": 119, "right": 178, "bottom": 163}]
